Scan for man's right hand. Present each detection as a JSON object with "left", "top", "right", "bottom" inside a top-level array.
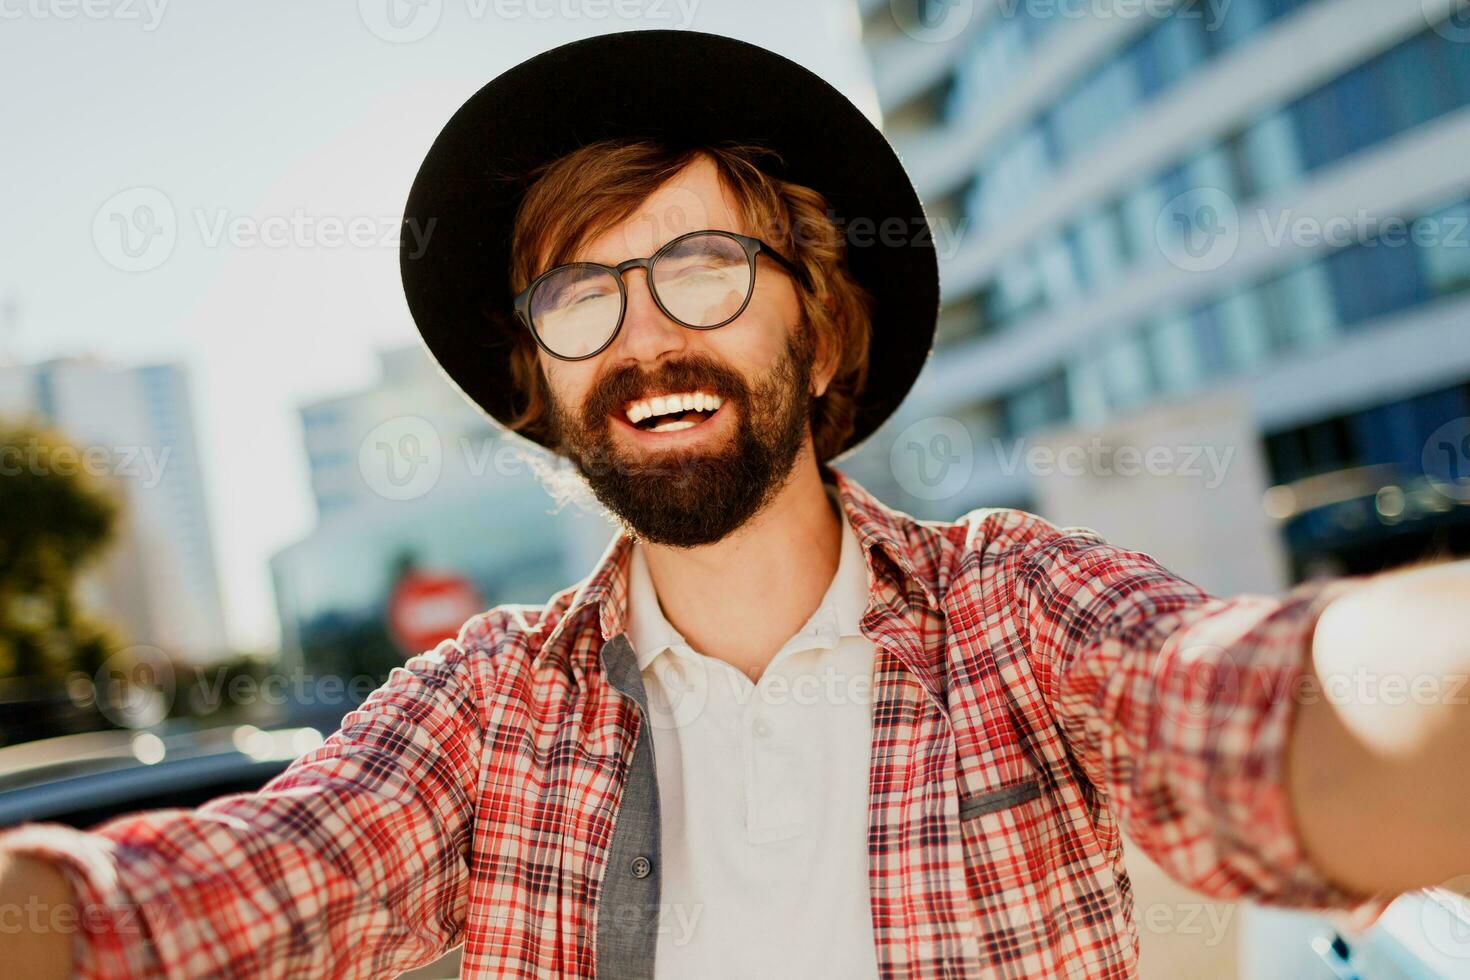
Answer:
[{"left": 0, "top": 849, "right": 77, "bottom": 979}]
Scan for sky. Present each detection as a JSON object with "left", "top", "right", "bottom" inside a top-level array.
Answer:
[{"left": 0, "top": 0, "right": 878, "bottom": 652}]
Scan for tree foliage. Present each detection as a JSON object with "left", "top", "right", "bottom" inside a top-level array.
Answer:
[{"left": 0, "top": 419, "right": 123, "bottom": 681}]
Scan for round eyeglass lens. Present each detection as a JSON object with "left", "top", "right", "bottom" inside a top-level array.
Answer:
[
  {"left": 651, "top": 233, "right": 753, "bottom": 327},
  {"left": 530, "top": 265, "right": 623, "bottom": 358}
]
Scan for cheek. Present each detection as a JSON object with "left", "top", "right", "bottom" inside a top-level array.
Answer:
[
  {"left": 540, "top": 357, "right": 593, "bottom": 415},
  {"left": 724, "top": 283, "right": 799, "bottom": 364}
]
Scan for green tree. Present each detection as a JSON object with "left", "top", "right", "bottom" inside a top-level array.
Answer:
[{"left": 0, "top": 419, "right": 123, "bottom": 682}]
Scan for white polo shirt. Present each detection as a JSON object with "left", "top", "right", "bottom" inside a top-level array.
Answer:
[{"left": 625, "top": 485, "right": 880, "bottom": 980}]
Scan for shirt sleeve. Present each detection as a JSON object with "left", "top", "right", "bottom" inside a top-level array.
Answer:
[
  {"left": 0, "top": 636, "right": 491, "bottom": 979},
  {"left": 993, "top": 514, "right": 1395, "bottom": 923}
]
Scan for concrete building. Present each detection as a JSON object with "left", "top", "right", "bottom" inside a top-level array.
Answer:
[
  {"left": 848, "top": 0, "right": 1470, "bottom": 580},
  {"left": 0, "top": 356, "right": 230, "bottom": 664},
  {"left": 271, "top": 345, "right": 613, "bottom": 669},
  {"left": 295, "top": 346, "right": 486, "bottom": 523}
]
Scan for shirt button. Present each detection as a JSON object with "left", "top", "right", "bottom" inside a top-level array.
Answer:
[
  {"left": 630, "top": 856, "right": 652, "bottom": 879},
  {"left": 752, "top": 717, "right": 773, "bottom": 740}
]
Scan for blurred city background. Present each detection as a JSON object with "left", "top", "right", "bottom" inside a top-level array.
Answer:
[{"left": 1, "top": 1, "right": 1468, "bottom": 976}]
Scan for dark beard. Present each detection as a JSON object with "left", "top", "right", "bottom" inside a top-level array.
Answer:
[{"left": 546, "top": 323, "right": 816, "bottom": 548}]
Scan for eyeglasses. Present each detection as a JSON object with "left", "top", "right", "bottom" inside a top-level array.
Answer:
[{"left": 513, "top": 229, "right": 804, "bottom": 361}]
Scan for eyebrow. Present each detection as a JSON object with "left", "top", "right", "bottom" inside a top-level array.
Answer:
[
  {"left": 535, "top": 265, "right": 615, "bottom": 304},
  {"left": 558, "top": 226, "right": 748, "bottom": 270}
]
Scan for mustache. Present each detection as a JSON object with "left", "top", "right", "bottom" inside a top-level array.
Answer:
[{"left": 583, "top": 354, "right": 748, "bottom": 423}]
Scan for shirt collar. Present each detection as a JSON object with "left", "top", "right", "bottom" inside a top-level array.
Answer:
[
  {"left": 536, "top": 464, "right": 940, "bottom": 668},
  {"left": 624, "top": 481, "right": 869, "bottom": 672}
]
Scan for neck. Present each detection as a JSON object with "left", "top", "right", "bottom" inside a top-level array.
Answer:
[{"left": 638, "top": 444, "right": 843, "bottom": 682}]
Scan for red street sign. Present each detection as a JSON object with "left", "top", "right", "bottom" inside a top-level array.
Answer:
[{"left": 387, "top": 571, "right": 483, "bottom": 654}]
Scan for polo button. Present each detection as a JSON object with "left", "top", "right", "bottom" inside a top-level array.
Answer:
[
  {"left": 630, "top": 856, "right": 652, "bottom": 879},
  {"left": 752, "top": 717, "right": 773, "bottom": 740}
]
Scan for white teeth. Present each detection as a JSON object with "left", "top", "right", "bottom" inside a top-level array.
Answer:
[
  {"left": 623, "top": 391, "right": 724, "bottom": 426},
  {"left": 649, "top": 419, "right": 698, "bottom": 433}
]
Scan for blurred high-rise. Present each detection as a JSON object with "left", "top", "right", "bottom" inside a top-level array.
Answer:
[
  {"left": 851, "top": 0, "right": 1470, "bottom": 582},
  {"left": 296, "top": 346, "right": 482, "bottom": 523},
  {"left": 0, "top": 356, "right": 230, "bottom": 664},
  {"left": 270, "top": 346, "right": 612, "bottom": 673}
]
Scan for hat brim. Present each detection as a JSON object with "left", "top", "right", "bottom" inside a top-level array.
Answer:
[{"left": 399, "top": 28, "right": 938, "bottom": 461}]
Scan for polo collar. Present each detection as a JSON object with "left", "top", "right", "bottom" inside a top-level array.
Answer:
[
  {"left": 624, "top": 481, "right": 870, "bottom": 672},
  {"left": 536, "top": 465, "right": 941, "bottom": 668}
]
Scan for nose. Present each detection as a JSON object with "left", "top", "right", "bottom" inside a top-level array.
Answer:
[{"left": 613, "top": 267, "right": 688, "bottom": 365}]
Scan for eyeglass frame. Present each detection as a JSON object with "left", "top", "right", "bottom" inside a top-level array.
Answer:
[{"left": 511, "top": 229, "right": 808, "bottom": 362}]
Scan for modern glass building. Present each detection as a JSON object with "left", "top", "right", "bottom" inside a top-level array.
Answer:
[
  {"left": 0, "top": 356, "right": 231, "bottom": 664},
  {"left": 270, "top": 346, "right": 615, "bottom": 679},
  {"left": 851, "top": 0, "right": 1470, "bottom": 580}
]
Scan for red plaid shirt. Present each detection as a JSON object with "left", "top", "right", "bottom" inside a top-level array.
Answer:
[{"left": 0, "top": 465, "right": 1385, "bottom": 978}]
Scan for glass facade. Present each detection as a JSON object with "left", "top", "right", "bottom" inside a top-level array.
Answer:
[
  {"left": 1000, "top": 193, "right": 1470, "bottom": 434},
  {"left": 964, "top": 22, "right": 1470, "bottom": 343},
  {"left": 1266, "top": 381, "right": 1470, "bottom": 578},
  {"left": 944, "top": 0, "right": 1067, "bottom": 125},
  {"left": 1001, "top": 368, "right": 1071, "bottom": 438},
  {"left": 868, "top": 0, "right": 1470, "bottom": 582},
  {"left": 961, "top": 0, "right": 1324, "bottom": 241}
]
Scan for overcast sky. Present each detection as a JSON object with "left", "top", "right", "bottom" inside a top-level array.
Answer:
[{"left": 0, "top": 0, "right": 878, "bottom": 652}]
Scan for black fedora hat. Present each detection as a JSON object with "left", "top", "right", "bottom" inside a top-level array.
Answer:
[{"left": 399, "top": 28, "right": 938, "bottom": 462}]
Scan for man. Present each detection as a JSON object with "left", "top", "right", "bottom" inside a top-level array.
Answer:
[{"left": 2, "top": 29, "right": 1467, "bottom": 979}]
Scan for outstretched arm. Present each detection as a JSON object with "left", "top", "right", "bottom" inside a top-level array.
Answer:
[
  {"left": 1288, "top": 559, "right": 1470, "bottom": 895},
  {"left": 0, "top": 850, "right": 75, "bottom": 979},
  {"left": 0, "top": 635, "right": 493, "bottom": 978},
  {"left": 974, "top": 510, "right": 1388, "bottom": 912}
]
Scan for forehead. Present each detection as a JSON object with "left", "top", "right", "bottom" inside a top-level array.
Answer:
[{"left": 573, "top": 156, "right": 747, "bottom": 265}]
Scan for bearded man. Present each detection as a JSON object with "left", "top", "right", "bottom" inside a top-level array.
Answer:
[{"left": 3, "top": 30, "right": 1468, "bottom": 980}]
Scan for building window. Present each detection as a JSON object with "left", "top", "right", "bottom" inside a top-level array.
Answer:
[
  {"left": 1098, "top": 330, "right": 1157, "bottom": 413},
  {"left": 1002, "top": 370, "right": 1071, "bottom": 437},
  {"left": 1262, "top": 261, "right": 1339, "bottom": 351},
  {"left": 1237, "top": 110, "right": 1304, "bottom": 198},
  {"left": 1418, "top": 202, "right": 1470, "bottom": 297}
]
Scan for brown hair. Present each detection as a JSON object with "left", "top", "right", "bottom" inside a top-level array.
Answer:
[{"left": 499, "top": 138, "right": 873, "bottom": 462}]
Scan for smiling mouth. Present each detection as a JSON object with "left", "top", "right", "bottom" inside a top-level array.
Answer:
[{"left": 619, "top": 390, "right": 726, "bottom": 434}]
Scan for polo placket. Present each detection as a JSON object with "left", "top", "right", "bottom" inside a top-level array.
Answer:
[{"left": 594, "top": 633, "right": 663, "bottom": 979}]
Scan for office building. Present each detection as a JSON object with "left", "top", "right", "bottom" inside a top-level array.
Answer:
[
  {"left": 0, "top": 356, "right": 230, "bottom": 664},
  {"left": 271, "top": 346, "right": 612, "bottom": 671},
  {"left": 850, "top": 0, "right": 1470, "bottom": 581}
]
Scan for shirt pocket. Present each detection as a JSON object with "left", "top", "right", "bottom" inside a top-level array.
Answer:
[
  {"left": 957, "top": 777, "right": 1059, "bottom": 974},
  {"left": 958, "top": 779, "right": 1042, "bottom": 820}
]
